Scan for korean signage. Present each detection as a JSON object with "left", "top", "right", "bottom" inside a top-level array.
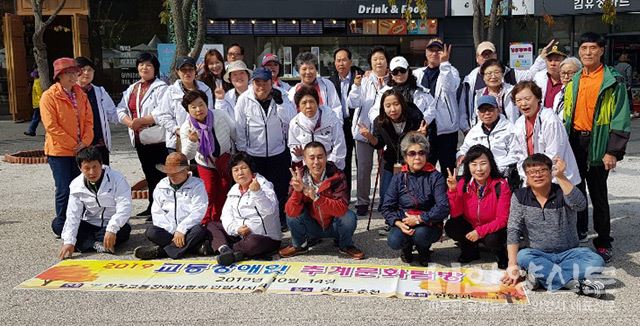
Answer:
[
  {"left": 509, "top": 42, "right": 534, "bottom": 70},
  {"left": 536, "top": 0, "right": 638, "bottom": 15}
]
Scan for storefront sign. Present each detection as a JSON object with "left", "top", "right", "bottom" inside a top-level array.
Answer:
[
  {"left": 536, "top": 0, "right": 638, "bottom": 15},
  {"left": 378, "top": 19, "right": 407, "bottom": 35},
  {"left": 157, "top": 43, "right": 176, "bottom": 80},
  {"left": 509, "top": 42, "right": 533, "bottom": 70}
]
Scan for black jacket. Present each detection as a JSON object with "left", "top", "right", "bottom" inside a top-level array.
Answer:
[
  {"left": 329, "top": 66, "right": 365, "bottom": 118},
  {"left": 372, "top": 104, "right": 424, "bottom": 171}
]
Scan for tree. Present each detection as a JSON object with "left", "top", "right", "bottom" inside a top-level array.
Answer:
[
  {"left": 471, "top": 0, "right": 506, "bottom": 48},
  {"left": 31, "top": 0, "right": 67, "bottom": 90},
  {"left": 164, "top": 0, "right": 206, "bottom": 72}
]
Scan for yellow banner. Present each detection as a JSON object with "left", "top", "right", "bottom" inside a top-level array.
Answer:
[{"left": 17, "top": 260, "right": 528, "bottom": 304}]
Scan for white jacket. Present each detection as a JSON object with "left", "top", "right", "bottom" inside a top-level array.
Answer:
[
  {"left": 459, "top": 56, "right": 547, "bottom": 131},
  {"left": 221, "top": 173, "right": 282, "bottom": 241},
  {"left": 62, "top": 166, "right": 132, "bottom": 245},
  {"left": 288, "top": 77, "right": 343, "bottom": 123},
  {"left": 234, "top": 89, "right": 297, "bottom": 157},
  {"left": 552, "top": 87, "right": 566, "bottom": 121},
  {"left": 413, "top": 61, "right": 461, "bottom": 135},
  {"left": 288, "top": 105, "right": 346, "bottom": 169},
  {"left": 368, "top": 85, "right": 435, "bottom": 134},
  {"left": 471, "top": 84, "right": 520, "bottom": 125},
  {"left": 154, "top": 80, "right": 213, "bottom": 150},
  {"left": 151, "top": 175, "right": 208, "bottom": 234},
  {"left": 214, "top": 88, "right": 242, "bottom": 118},
  {"left": 180, "top": 109, "right": 236, "bottom": 169},
  {"left": 533, "top": 70, "right": 550, "bottom": 108},
  {"left": 457, "top": 117, "right": 518, "bottom": 174},
  {"left": 88, "top": 84, "right": 119, "bottom": 151},
  {"left": 117, "top": 78, "right": 168, "bottom": 146},
  {"left": 512, "top": 108, "right": 580, "bottom": 185},
  {"left": 346, "top": 73, "right": 387, "bottom": 142}
]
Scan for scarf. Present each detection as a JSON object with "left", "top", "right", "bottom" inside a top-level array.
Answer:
[
  {"left": 189, "top": 112, "right": 216, "bottom": 162},
  {"left": 303, "top": 168, "right": 326, "bottom": 194},
  {"left": 298, "top": 108, "right": 322, "bottom": 132}
]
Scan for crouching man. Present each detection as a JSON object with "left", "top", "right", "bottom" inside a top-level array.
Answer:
[
  {"left": 134, "top": 152, "right": 208, "bottom": 260},
  {"left": 59, "top": 147, "right": 132, "bottom": 259},
  {"left": 502, "top": 154, "right": 606, "bottom": 298},
  {"left": 279, "top": 141, "right": 364, "bottom": 259}
]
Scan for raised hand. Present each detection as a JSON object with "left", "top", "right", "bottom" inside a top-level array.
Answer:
[
  {"left": 291, "top": 145, "right": 304, "bottom": 158},
  {"left": 249, "top": 176, "right": 261, "bottom": 192},
  {"left": 552, "top": 156, "right": 566, "bottom": 178},
  {"left": 289, "top": 167, "right": 304, "bottom": 192},
  {"left": 214, "top": 83, "right": 226, "bottom": 100},
  {"left": 187, "top": 129, "right": 199, "bottom": 143},
  {"left": 353, "top": 72, "right": 363, "bottom": 87},
  {"left": 417, "top": 120, "right": 428, "bottom": 135},
  {"left": 456, "top": 155, "right": 465, "bottom": 167},
  {"left": 446, "top": 168, "right": 458, "bottom": 191},
  {"left": 358, "top": 122, "right": 372, "bottom": 138},
  {"left": 540, "top": 39, "right": 557, "bottom": 59},
  {"left": 440, "top": 44, "right": 452, "bottom": 63}
]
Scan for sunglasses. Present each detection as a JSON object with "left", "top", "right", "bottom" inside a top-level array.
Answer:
[
  {"left": 391, "top": 68, "right": 407, "bottom": 76},
  {"left": 406, "top": 150, "right": 426, "bottom": 157}
]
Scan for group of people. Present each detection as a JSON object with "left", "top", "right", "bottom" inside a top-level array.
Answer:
[{"left": 41, "top": 32, "right": 631, "bottom": 299}]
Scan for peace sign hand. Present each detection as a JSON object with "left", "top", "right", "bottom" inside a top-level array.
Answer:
[
  {"left": 289, "top": 167, "right": 304, "bottom": 192},
  {"left": 214, "top": 83, "right": 225, "bottom": 100},
  {"left": 417, "top": 120, "right": 428, "bottom": 135},
  {"left": 440, "top": 44, "right": 452, "bottom": 63},
  {"left": 446, "top": 167, "right": 458, "bottom": 191}
]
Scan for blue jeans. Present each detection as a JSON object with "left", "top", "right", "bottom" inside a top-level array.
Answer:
[
  {"left": 517, "top": 247, "right": 605, "bottom": 291},
  {"left": 26, "top": 108, "right": 41, "bottom": 134},
  {"left": 48, "top": 156, "right": 81, "bottom": 236},
  {"left": 287, "top": 209, "right": 357, "bottom": 249},
  {"left": 378, "top": 168, "right": 394, "bottom": 211},
  {"left": 387, "top": 224, "right": 442, "bottom": 255}
]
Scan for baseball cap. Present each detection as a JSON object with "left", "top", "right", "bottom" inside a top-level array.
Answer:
[
  {"left": 547, "top": 45, "right": 567, "bottom": 58},
  {"left": 389, "top": 56, "right": 409, "bottom": 71},
  {"left": 261, "top": 53, "right": 280, "bottom": 66},
  {"left": 251, "top": 67, "right": 272, "bottom": 81},
  {"left": 476, "top": 41, "right": 496, "bottom": 56},
  {"left": 426, "top": 38, "right": 444, "bottom": 50},
  {"left": 476, "top": 95, "right": 499, "bottom": 110},
  {"left": 176, "top": 56, "right": 196, "bottom": 69}
]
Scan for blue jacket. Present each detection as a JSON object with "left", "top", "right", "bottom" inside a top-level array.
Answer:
[{"left": 381, "top": 164, "right": 450, "bottom": 226}]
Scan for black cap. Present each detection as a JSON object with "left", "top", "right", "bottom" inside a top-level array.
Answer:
[{"left": 176, "top": 56, "right": 196, "bottom": 69}]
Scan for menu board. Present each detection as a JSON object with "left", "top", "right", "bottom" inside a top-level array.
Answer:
[
  {"left": 348, "top": 20, "right": 363, "bottom": 34},
  {"left": 300, "top": 20, "right": 323, "bottom": 34},
  {"left": 207, "top": 20, "right": 229, "bottom": 35},
  {"left": 407, "top": 19, "right": 437, "bottom": 35},
  {"left": 378, "top": 19, "right": 407, "bottom": 35},
  {"left": 230, "top": 20, "right": 252, "bottom": 34},
  {"left": 363, "top": 20, "right": 377, "bottom": 35},
  {"left": 323, "top": 19, "right": 346, "bottom": 34},
  {"left": 277, "top": 20, "right": 300, "bottom": 34},
  {"left": 253, "top": 20, "right": 277, "bottom": 35}
]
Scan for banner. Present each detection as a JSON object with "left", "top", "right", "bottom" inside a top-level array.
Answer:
[
  {"left": 509, "top": 42, "right": 534, "bottom": 70},
  {"left": 17, "top": 260, "right": 528, "bottom": 304}
]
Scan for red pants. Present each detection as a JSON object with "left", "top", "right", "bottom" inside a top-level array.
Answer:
[{"left": 197, "top": 165, "right": 231, "bottom": 224}]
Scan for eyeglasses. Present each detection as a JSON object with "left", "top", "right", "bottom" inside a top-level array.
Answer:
[
  {"left": 391, "top": 68, "right": 407, "bottom": 76},
  {"left": 525, "top": 167, "right": 549, "bottom": 176},
  {"left": 478, "top": 106, "right": 497, "bottom": 113},
  {"left": 483, "top": 71, "right": 503, "bottom": 77},
  {"left": 406, "top": 150, "right": 426, "bottom": 157},
  {"left": 179, "top": 67, "right": 196, "bottom": 73},
  {"left": 560, "top": 71, "right": 577, "bottom": 77}
]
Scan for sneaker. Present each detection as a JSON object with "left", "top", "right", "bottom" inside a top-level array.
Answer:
[
  {"left": 522, "top": 270, "right": 539, "bottom": 291},
  {"left": 23, "top": 131, "right": 36, "bottom": 136},
  {"left": 576, "top": 279, "right": 605, "bottom": 299},
  {"left": 417, "top": 251, "right": 430, "bottom": 267},
  {"left": 596, "top": 247, "right": 613, "bottom": 263},
  {"left": 356, "top": 205, "right": 368, "bottom": 216},
  {"left": 134, "top": 245, "right": 163, "bottom": 260},
  {"left": 279, "top": 245, "right": 308, "bottom": 258},
  {"left": 339, "top": 246, "right": 365, "bottom": 259},
  {"left": 378, "top": 225, "right": 391, "bottom": 236},
  {"left": 93, "top": 241, "right": 108, "bottom": 254},
  {"left": 217, "top": 251, "right": 244, "bottom": 266},
  {"left": 401, "top": 246, "right": 414, "bottom": 263},
  {"left": 578, "top": 232, "right": 589, "bottom": 243},
  {"left": 197, "top": 240, "right": 214, "bottom": 256},
  {"left": 281, "top": 225, "right": 289, "bottom": 233},
  {"left": 136, "top": 209, "right": 152, "bottom": 218}
]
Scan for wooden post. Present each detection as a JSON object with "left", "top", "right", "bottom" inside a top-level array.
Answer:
[
  {"left": 72, "top": 13, "right": 90, "bottom": 58},
  {"left": 2, "top": 13, "right": 31, "bottom": 121}
]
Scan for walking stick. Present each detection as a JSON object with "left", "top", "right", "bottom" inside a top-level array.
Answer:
[{"left": 366, "top": 153, "right": 382, "bottom": 231}]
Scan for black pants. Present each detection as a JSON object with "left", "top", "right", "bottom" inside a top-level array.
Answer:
[
  {"left": 570, "top": 132, "right": 612, "bottom": 248},
  {"left": 135, "top": 142, "right": 169, "bottom": 212},
  {"left": 145, "top": 224, "right": 207, "bottom": 259},
  {"left": 251, "top": 150, "right": 291, "bottom": 225},
  {"left": 445, "top": 217, "right": 506, "bottom": 254},
  {"left": 207, "top": 221, "right": 281, "bottom": 257},
  {"left": 428, "top": 130, "right": 458, "bottom": 174},
  {"left": 75, "top": 221, "right": 131, "bottom": 252},
  {"left": 343, "top": 115, "right": 354, "bottom": 197}
]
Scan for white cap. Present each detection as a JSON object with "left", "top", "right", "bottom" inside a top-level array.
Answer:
[
  {"left": 389, "top": 56, "right": 409, "bottom": 71},
  {"left": 476, "top": 41, "right": 496, "bottom": 55}
]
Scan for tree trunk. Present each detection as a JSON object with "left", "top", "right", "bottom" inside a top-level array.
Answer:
[
  {"left": 31, "top": 0, "right": 67, "bottom": 91},
  {"left": 487, "top": 0, "right": 502, "bottom": 45},
  {"left": 189, "top": 0, "right": 205, "bottom": 58},
  {"left": 472, "top": 0, "right": 485, "bottom": 47}
]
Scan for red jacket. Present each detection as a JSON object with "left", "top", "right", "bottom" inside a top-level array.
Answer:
[
  {"left": 447, "top": 177, "right": 511, "bottom": 238},
  {"left": 285, "top": 162, "right": 349, "bottom": 229}
]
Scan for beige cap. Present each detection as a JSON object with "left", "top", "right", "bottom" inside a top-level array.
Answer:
[{"left": 476, "top": 41, "right": 496, "bottom": 55}]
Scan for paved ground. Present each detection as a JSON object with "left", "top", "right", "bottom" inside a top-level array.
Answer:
[{"left": 0, "top": 118, "right": 639, "bottom": 324}]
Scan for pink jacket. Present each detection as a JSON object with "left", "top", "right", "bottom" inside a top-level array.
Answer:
[{"left": 447, "top": 177, "right": 511, "bottom": 238}]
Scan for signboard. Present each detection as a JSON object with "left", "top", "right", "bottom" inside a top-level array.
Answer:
[
  {"left": 229, "top": 20, "right": 252, "bottom": 34},
  {"left": 509, "top": 42, "right": 534, "bottom": 70},
  {"left": 301, "top": 20, "right": 323, "bottom": 34},
  {"left": 535, "top": 0, "right": 638, "bottom": 15},
  {"left": 378, "top": 19, "right": 407, "bottom": 35},
  {"left": 511, "top": 0, "right": 535, "bottom": 16},
  {"left": 157, "top": 43, "right": 176, "bottom": 80},
  {"left": 451, "top": 0, "right": 474, "bottom": 16},
  {"left": 17, "top": 259, "right": 529, "bottom": 304},
  {"left": 485, "top": 0, "right": 509, "bottom": 16},
  {"left": 407, "top": 19, "right": 438, "bottom": 35},
  {"left": 363, "top": 20, "right": 378, "bottom": 35},
  {"left": 277, "top": 20, "right": 300, "bottom": 34},
  {"left": 253, "top": 20, "right": 277, "bottom": 35},
  {"left": 206, "top": 20, "right": 230, "bottom": 35}
]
